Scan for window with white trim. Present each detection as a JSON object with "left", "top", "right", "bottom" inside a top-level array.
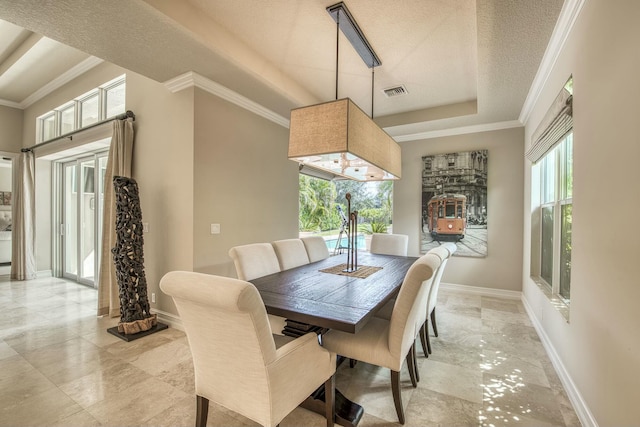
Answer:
[
  {"left": 36, "top": 75, "right": 126, "bottom": 143},
  {"left": 529, "top": 77, "right": 573, "bottom": 306},
  {"left": 538, "top": 132, "right": 572, "bottom": 301}
]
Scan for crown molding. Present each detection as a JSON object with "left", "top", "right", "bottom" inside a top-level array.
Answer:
[
  {"left": 519, "top": 0, "right": 586, "bottom": 125},
  {"left": 164, "top": 71, "right": 290, "bottom": 128},
  {"left": 20, "top": 56, "right": 104, "bottom": 109},
  {"left": 392, "top": 120, "right": 522, "bottom": 142},
  {"left": 0, "top": 99, "right": 22, "bottom": 109}
]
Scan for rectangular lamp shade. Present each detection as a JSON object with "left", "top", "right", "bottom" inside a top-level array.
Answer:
[{"left": 288, "top": 98, "right": 401, "bottom": 181}]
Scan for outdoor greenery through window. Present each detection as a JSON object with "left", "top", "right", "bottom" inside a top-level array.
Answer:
[
  {"left": 538, "top": 132, "right": 572, "bottom": 302},
  {"left": 299, "top": 175, "right": 393, "bottom": 247},
  {"left": 36, "top": 75, "right": 126, "bottom": 143}
]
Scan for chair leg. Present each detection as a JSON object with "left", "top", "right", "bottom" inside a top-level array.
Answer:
[
  {"left": 196, "top": 395, "right": 209, "bottom": 427},
  {"left": 431, "top": 308, "right": 439, "bottom": 337},
  {"left": 390, "top": 370, "right": 406, "bottom": 424},
  {"left": 325, "top": 375, "right": 335, "bottom": 427},
  {"left": 418, "top": 323, "right": 428, "bottom": 357},
  {"left": 412, "top": 343, "right": 420, "bottom": 382},
  {"left": 405, "top": 344, "right": 417, "bottom": 387},
  {"left": 425, "top": 320, "right": 432, "bottom": 355}
]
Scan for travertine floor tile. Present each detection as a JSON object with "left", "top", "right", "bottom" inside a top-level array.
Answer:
[{"left": 0, "top": 276, "right": 581, "bottom": 427}]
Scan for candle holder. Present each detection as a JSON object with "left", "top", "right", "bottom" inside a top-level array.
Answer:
[{"left": 343, "top": 193, "right": 358, "bottom": 273}]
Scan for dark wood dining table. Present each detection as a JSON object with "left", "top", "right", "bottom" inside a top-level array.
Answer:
[
  {"left": 249, "top": 251, "right": 418, "bottom": 427},
  {"left": 250, "top": 251, "right": 418, "bottom": 334}
]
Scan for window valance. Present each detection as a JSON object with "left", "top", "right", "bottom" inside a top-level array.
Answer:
[{"left": 526, "top": 87, "right": 573, "bottom": 163}]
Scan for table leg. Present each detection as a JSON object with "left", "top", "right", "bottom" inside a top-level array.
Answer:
[{"left": 302, "top": 386, "right": 364, "bottom": 427}]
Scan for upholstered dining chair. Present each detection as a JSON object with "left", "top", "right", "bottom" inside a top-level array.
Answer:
[
  {"left": 228, "top": 243, "right": 286, "bottom": 334},
  {"left": 301, "top": 235, "right": 330, "bottom": 263},
  {"left": 349, "top": 233, "right": 409, "bottom": 368},
  {"left": 369, "top": 233, "right": 409, "bottom": 256},
  {"left": 160, "top": 271, "right": 336, "bottom": 427},
  {"left": 375, "top": 244, "right": 455, "bottom": 358},
  {"left": 272, "top": 238, "right": 311, "bottom": 270},
  {"left": 322, "top": 253, "right": 441, "bottom": 424},
  {"left": 421, "top": 242, "right": 457, "bottom": 355}
]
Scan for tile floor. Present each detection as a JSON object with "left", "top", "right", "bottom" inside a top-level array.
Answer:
[{"left": 0, "top": 276, "right": 581, "bottom": 427}]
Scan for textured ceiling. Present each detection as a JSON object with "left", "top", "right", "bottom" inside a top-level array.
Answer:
[{"left": 0, "top": 0, "right": 564, "bottom": 138}]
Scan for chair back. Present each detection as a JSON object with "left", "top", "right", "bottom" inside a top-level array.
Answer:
[
  {"left": 426, "top": 242, "right": 456, "bottom": 314},
  {"left": 229, "top": 243, "right": 281, "bottom": 281},
  {"left": 301, "top": 235, "right": 330, "bottom": 263},
  {"left": 160, "top": 272, "right": 277, "bottom": 422},
  {"left": 370, "top": 233, "right": 409, "bottom": 256},
  {"left": 272, "top": 238, "right": 310, "bottom": 270},
  {"left": 388, "top": 253, "right": 441, "bottom": 360}
]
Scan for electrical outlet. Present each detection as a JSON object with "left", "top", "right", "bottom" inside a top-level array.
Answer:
[
  {"left": 151, "top": 293, "right": 156, "bottom": 303},
  {"left": 210, "top": 223, "right": 221, "bottom": 234}
]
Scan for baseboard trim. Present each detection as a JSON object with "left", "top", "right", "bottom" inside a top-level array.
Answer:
[
  {"left": 37, "top": 270, "right": 53, "bottom": 278},
  {"left": 521, "top": 295, "right": 598, "bottom": 427},
  {"left": 440, "top": 282, "right": 522, "bottom": 300},
  {"left": 154, "top": 309, "right": 184, "bottom": 332}
]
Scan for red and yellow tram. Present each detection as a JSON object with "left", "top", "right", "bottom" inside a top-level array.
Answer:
[{"left": 427, "top": 194, "right": 466, "bottom": 241}]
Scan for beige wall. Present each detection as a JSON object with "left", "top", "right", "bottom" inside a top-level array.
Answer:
[
  {"left": 0, "top": 105, "right": 23, "bottom": 153},
  {"left": 192, "top": 88, "right": 299, "bottom": 278},
  {"left": 125, "top": 72, "right": 194, "bottom": 316},
  {"left": 394, "top": 127, "right": 524, "bottom": 291},
  {"left": 0, "top": 166, "right": 11, "bottom": 192},
  {"left": 522, "top": 1, "right": 640, "bottom": 425}
]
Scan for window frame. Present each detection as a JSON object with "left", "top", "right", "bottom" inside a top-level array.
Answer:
[
  {"left": 534, "top": 131, "right": 573, "bottom": 306},
  {"left": 36, "top": 75, "right": 126, "bottom": 143}
]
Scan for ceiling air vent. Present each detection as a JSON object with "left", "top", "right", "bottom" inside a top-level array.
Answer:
[{"left": 382, "top": 85, "right": 408, "bottom": 98}]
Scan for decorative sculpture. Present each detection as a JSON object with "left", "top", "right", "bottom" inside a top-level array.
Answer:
[
  {"left": 343, "top": 193, "right": 359, "bottom": 272},
  {"left": 111, "top": 176, "right": 157, "bottom": 335}
]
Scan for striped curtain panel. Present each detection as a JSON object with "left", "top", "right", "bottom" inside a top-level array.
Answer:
[
  {"left": 97, "top": 118, "right": 134, "bottom": 317},
  {"left": 10, "top": 150, "right": 36, "bottom": 280}
]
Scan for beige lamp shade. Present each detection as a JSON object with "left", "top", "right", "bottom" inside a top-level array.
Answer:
[{"left": 288, "top": 98, "right": 401, "bottom": 181}]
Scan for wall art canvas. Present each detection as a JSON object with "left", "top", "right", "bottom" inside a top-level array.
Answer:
[{"left": 421, "top": 150, "right": 488, "bottom": 257}]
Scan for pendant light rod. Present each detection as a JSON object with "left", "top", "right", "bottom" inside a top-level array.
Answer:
[
  {"left": 371, "top": 65, "right": 375, "bottom": 118},
  {"left": 336, "top": 8, "right": 340, "bottom": 100},
  {"left": 327, "top": 2, "right": 381, "bottom": 69}
]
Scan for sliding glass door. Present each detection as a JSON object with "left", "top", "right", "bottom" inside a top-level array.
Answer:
[{"left": 61, "top": 153, "right": 107, "bottom": 287}]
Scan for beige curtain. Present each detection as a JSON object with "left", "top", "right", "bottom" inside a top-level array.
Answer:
[
  {"left": 97, "top": 118, "right": 134, "bottom": 317},
  {"left": 11, "top": 150, "right": 36, "bottom": 280}
]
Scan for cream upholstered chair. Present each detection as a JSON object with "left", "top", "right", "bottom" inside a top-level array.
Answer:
[
  {"left": 376, "top": 244, "right": 455, "bottom": 358},
  {"left": 160, "top": 271, "right": 336, "bottom": 427},
  {"left": 301, "top": 235, "right": 330, "bottom": 263},
  {"left": 350, "top": 233, "right": 409, "bottom": 368},
  {"left": 272, "top": 238, "right": 310, "bottom": 270},
  {"left": 322, "top": 253, "right": 441, "bottom": 424},
  {"left": 369, "top": 233, "right": 409, "bottom": 256},
  {"left": 421, "top": 242, "right": 457, "bottom": 355},
  {"left": 228, "top": 243, "right": 286, "bottom": 334}
]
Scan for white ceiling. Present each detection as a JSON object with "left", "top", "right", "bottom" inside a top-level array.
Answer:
[{"left": 0, "top": 0, "right": 565, "bottom": 139}]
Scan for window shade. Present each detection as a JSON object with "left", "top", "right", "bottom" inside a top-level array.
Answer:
[{"left": 526, "top": 88, "right": 573, "bottom": 163}]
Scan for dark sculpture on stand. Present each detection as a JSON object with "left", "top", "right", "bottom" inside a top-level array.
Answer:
[
  {"left": 108, "top": 176, "right": 166, "bottom": 341},
  {"left": 343, "top": 193, "right": 359, "bottom": 272}
]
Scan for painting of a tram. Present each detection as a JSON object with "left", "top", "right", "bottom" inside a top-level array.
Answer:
[{"left": 426, "top": 194, "right": 466, "bottom": 242}]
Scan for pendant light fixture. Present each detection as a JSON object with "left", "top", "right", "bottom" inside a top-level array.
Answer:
[{"left": 288, "top": 2, "right": 401, "bottom": 181}]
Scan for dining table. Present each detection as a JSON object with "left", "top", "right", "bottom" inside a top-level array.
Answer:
[{"left": 249, "top": 251, "right": 418, "bottom": 427}]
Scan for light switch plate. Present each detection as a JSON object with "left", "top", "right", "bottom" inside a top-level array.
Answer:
[{"left": 210, "top": 223, "right": 221, "bottom": 234}]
